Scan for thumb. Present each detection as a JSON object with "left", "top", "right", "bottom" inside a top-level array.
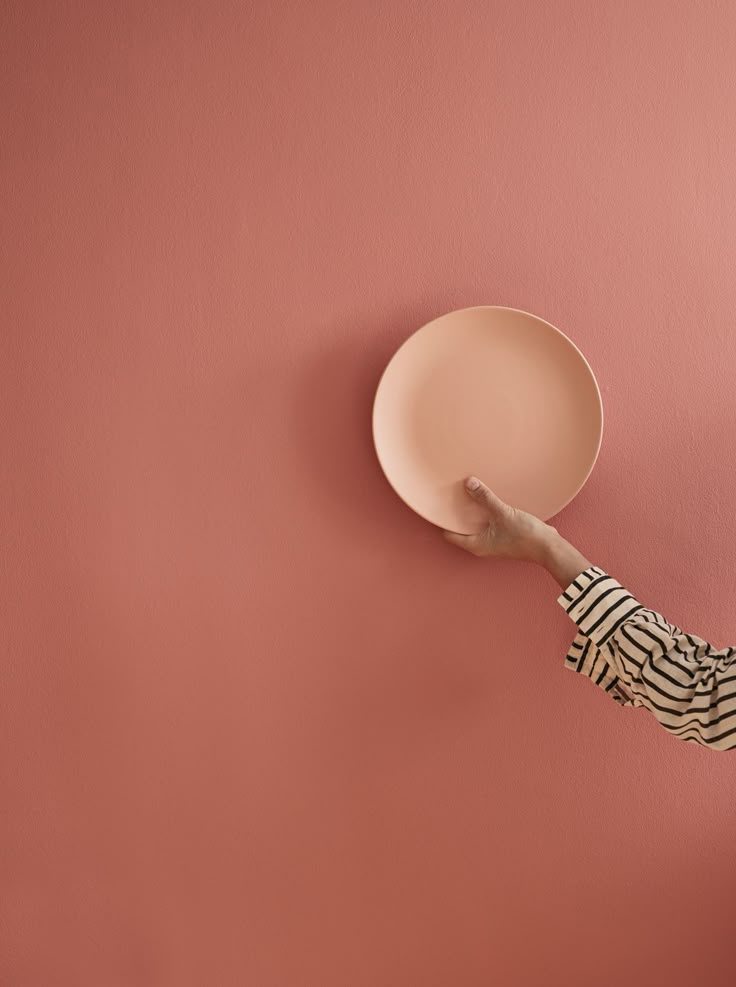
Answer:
[{"left": 464, "top": 476, "right": 508, "bottom": 514}]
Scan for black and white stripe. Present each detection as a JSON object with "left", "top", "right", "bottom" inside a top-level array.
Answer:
[{"left": 558, "top": 566, "right": 736, "bottom": 751}]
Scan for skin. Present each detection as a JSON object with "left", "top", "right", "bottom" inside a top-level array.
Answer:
[{"left": 442, "top": 476, "right": 593, "bottom": 590}]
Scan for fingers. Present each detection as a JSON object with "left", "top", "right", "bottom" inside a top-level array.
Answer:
[
  {"left": 442, "top": 529, "right": 473, "bottom": 551},
  {"left": 464, "top": 476, "right": 507, "bottom": 514}
]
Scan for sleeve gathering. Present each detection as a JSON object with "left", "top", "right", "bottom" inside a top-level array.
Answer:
[{"left": 557, "top": 565, "right": 736, "bottom": 751}]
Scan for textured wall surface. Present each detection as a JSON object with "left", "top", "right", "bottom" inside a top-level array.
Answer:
[{"left": 3, "top": 2, "right": 736, "bottom": 985}]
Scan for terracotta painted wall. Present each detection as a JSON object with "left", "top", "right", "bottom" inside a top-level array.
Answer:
[{"left": 3, "top": 2, "right": 736, "bottom": 985}]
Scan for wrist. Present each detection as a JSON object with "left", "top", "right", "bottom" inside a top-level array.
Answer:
[
  {"left": 536, "top": 527, "right": 593, "bottom": 589},
  {"left": 525, "top": 521, "right": 560, "bottom": 565}
]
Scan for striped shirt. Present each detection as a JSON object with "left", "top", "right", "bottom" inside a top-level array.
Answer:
[{"left": 559, "top": 565, "right": 736, "bottom": 751}]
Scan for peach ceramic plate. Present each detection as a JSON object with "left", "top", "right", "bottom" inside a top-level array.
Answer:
[{"left": 372, "top": 306, "right": 603, "bottom": 534}]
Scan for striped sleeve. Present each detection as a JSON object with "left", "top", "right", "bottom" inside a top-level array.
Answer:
[{"left": 557, "top": 565, "right": 736, "bottom": 752}]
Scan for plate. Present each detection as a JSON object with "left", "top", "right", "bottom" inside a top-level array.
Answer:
[{"left": 372, "top": 306, "right": 603, "bottom": 533}]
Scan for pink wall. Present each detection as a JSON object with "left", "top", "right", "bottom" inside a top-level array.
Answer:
[{"left": 3, "top": 2, "right": 736, "bottom": 985}]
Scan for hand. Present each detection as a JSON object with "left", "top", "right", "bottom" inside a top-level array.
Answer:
[{"left": 442, "top": 476, "right": 555, "bottom": 563}]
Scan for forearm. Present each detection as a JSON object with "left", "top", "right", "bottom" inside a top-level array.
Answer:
[
  {"left": 534, "top": 527, "right": 593, "bottom": 590},
  {"left": 444, "top": 476, "right": 736, "bottom": 748}
]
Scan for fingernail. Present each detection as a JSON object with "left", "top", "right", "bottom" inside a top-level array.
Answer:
[{"left": 466, "top": 476, "right": 480, "bottom": 490}]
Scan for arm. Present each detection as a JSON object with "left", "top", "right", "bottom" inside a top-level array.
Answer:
[
  {"left": 443, "top": 477, "right": 736, "bottom": 752},
  {"left": 536, "top": 528, "right": 593, "bottom": 590}
]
